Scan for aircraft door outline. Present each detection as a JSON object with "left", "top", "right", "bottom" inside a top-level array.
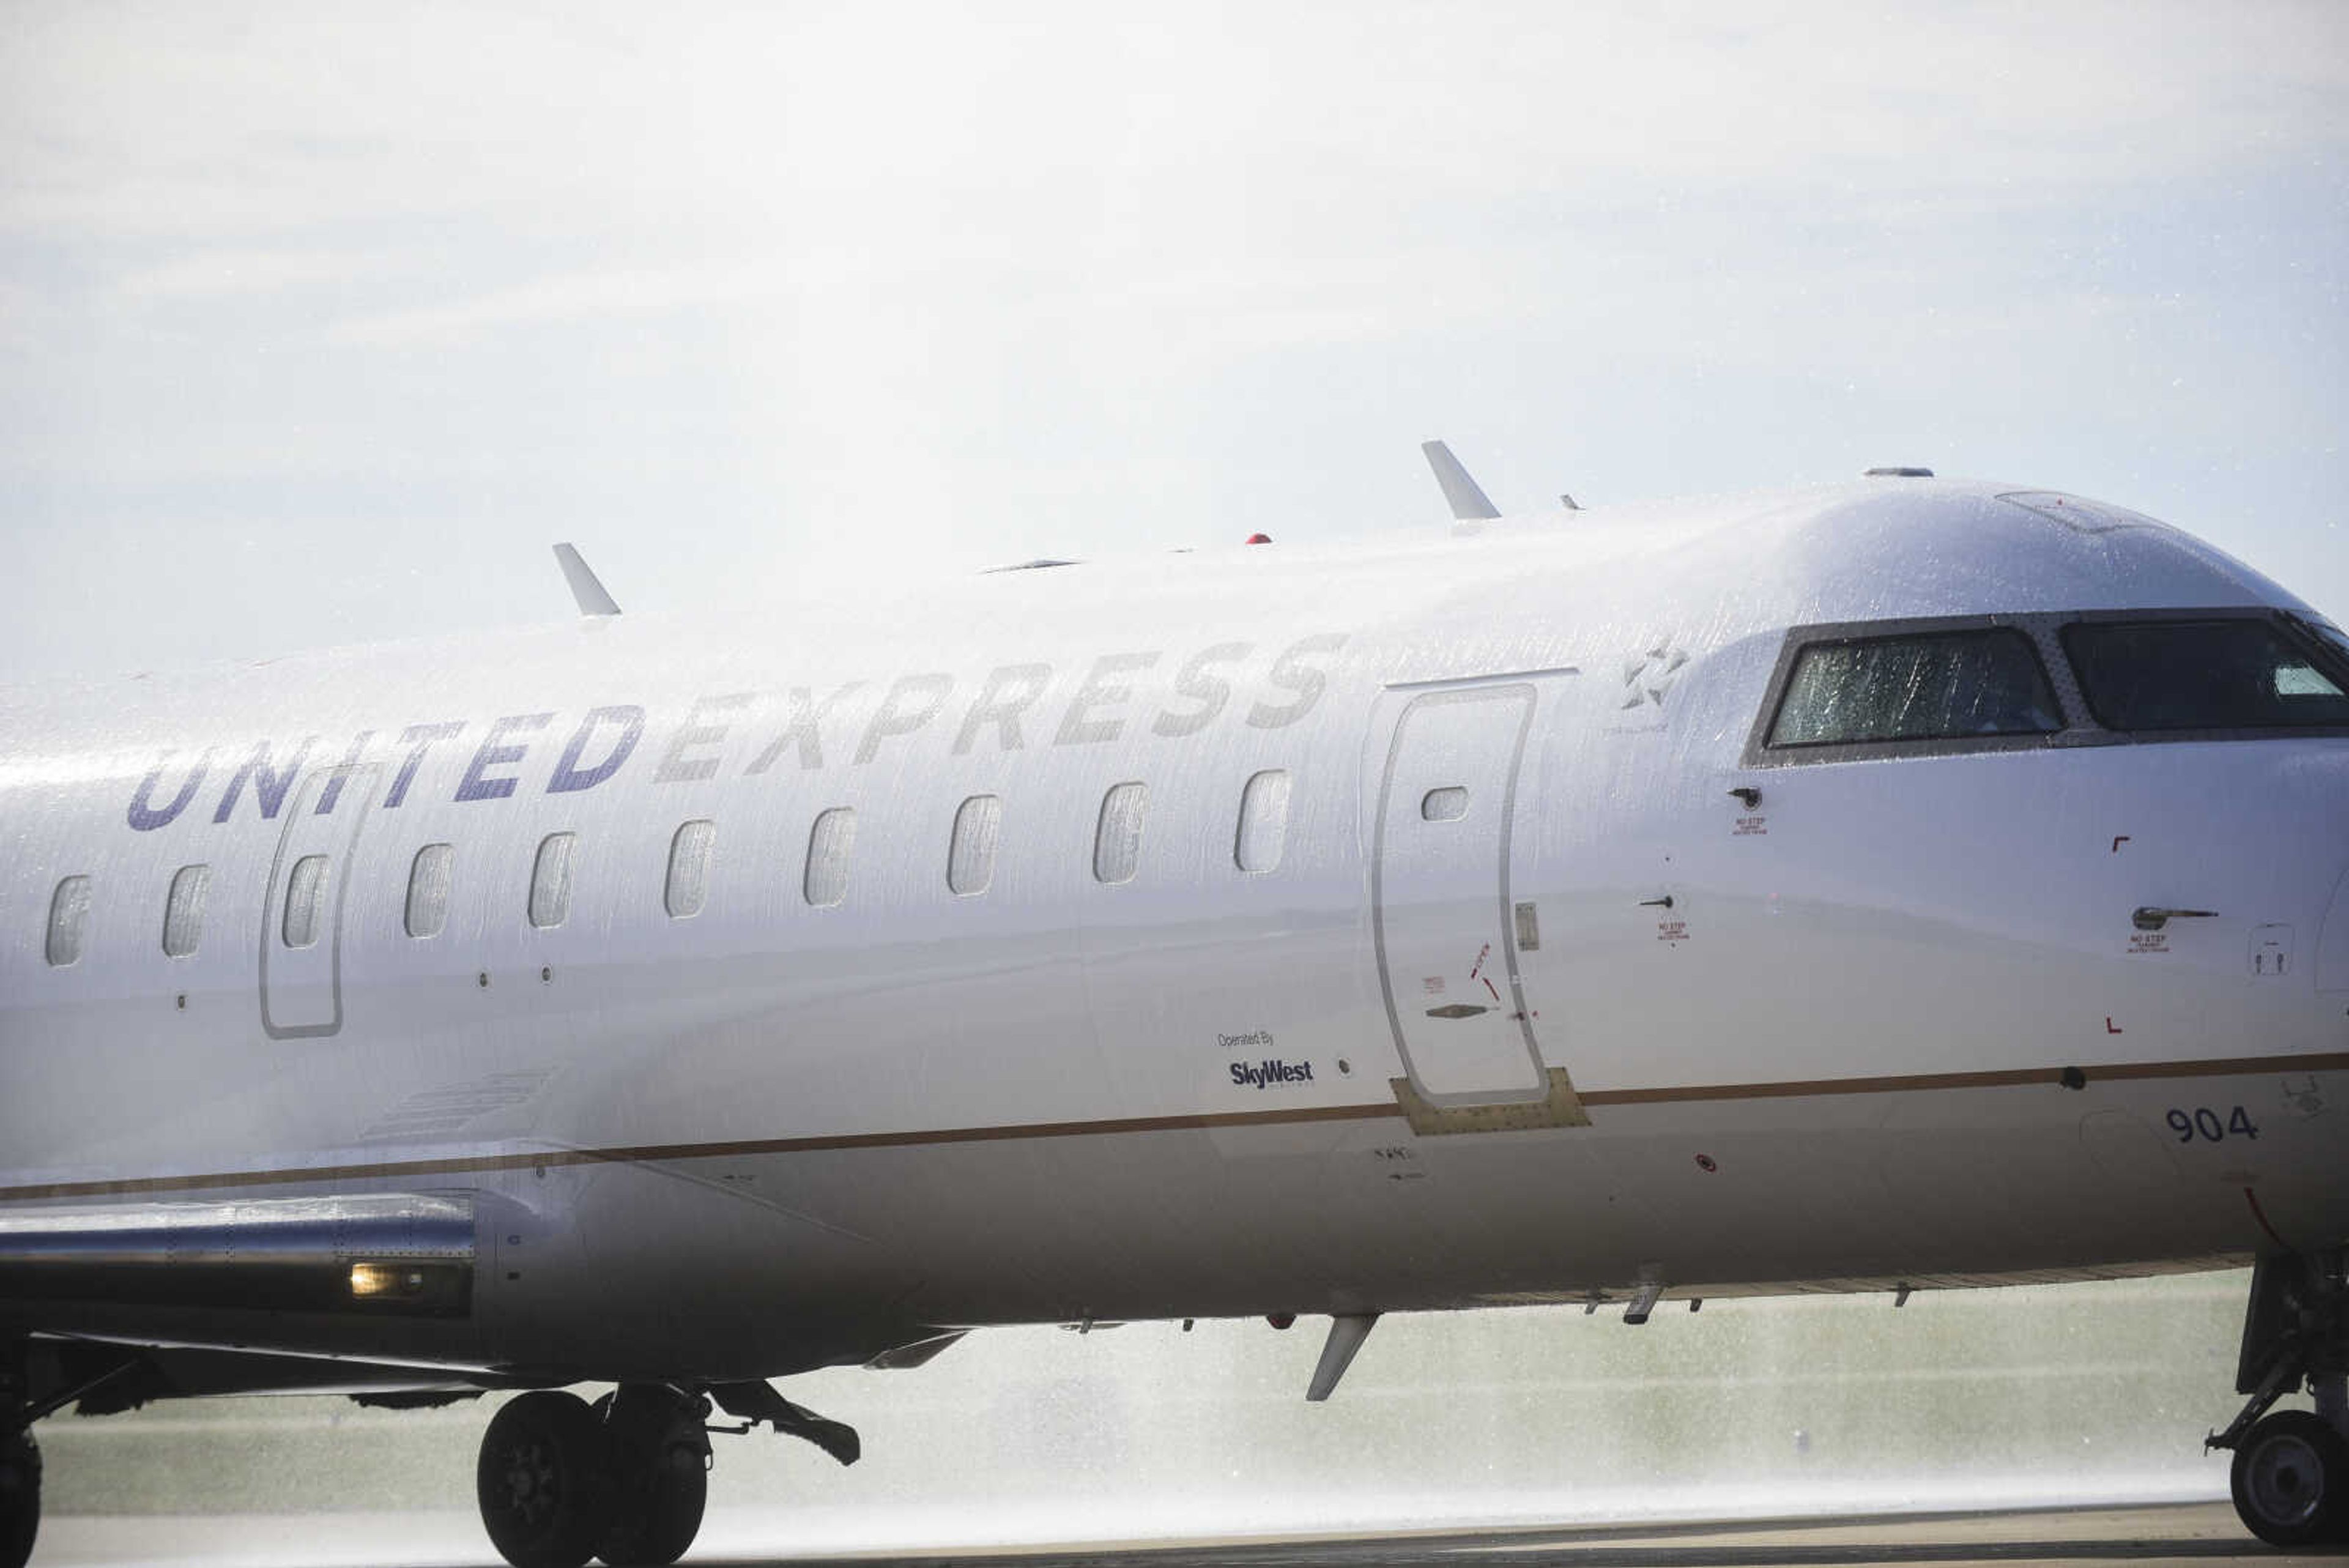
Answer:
[
  {"left": 259, "top": 764, "right": 380, "bottom": 1039},
  {"left": 1371, "top": 683, "right": 1549, "bottom": 1106}
]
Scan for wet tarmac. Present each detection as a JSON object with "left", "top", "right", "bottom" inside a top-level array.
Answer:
[{"left": 31, "top": 1503, "right": 2336, "bottom": 1568}]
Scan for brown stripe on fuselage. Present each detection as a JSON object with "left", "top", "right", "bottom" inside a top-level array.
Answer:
[
  {"left": 4, "top": 1052, "right": 2341, "bottom": 1203},
  {"left": 0, "top": 1102, "right": 1403, "bottom": 1202},
  {"left": 1579, "top": 1050, "right": 2349, "bottom": 1105}
]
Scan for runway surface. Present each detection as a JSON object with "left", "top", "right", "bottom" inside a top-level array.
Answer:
[{"left": 30, "top": 1503, "right": 2339, "bottom": 1568}]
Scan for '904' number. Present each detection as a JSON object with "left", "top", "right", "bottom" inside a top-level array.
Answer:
[{"left": 2167, "top": 1106, "right": 2260, "bottom": 1143}]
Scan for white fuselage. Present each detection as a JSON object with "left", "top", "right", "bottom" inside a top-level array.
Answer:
[{"left": 2, "top": 478, "right": 2345, "bottom": 1383}]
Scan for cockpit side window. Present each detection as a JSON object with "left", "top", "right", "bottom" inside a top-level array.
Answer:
[
  {"left": 2287, "top": 614, "right": 2349, "bottom": 680},
  {"left": 1766, "top": 628, "right": 2061, "bottom": 749},
  {"left": 2062, "top": 618, "right": 2349, "bottom": 732},
  {"left": 2310, "top": 619, "right": 2348, "bottom": 656}
]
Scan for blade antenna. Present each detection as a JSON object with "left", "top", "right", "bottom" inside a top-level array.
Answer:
[
  {"left": 553, "top": 543, "right": 621, "bottom": 617},
  {"left": 1420, "top": 440, "right": 1501, "bottom": 522}
]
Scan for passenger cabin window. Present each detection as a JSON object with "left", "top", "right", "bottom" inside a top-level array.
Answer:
[
  {"left": 405, "top": 844, "right": 453, "bottom": 939},
  {"left": 162, "top": 864, "right": 210, "bottom": 958},
  {"left": 1234, "top": 769, "right": 1291, "bottom": 874},
  {"left": 1768, "top": 628, "right": 2061, "bottom": 748},
  {"left": 666, "top": 819, "right": 716, "bottom": 918},
  {"left": 1421, "top": 786, "right": 1469, "bottom": 822},
  {"left": 281, "top": 855, "right": 329, "bottom": 949},
  {"left": 948, "top": 795, "right": 1001, "bottom": 896},
  {"left": 529, "top": 833, "right": 578, "bottom": 929},
  {"left": 804, "top": 809, "right": 855, "bottom": 908},
  {"left": 45, "top": 876, "right": 91, "bottom": 968},
  {"left": 2063, "top": 618, "right": 2349, "bottom": 732},
  {"left": 1094, "top": 783, "right": 1147, "bottom": 885}
]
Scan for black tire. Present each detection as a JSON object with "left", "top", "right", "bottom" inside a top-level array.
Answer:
[
  {"left": 592, "top": 1392, "right": 708, "bottom": 1568},
  {"left": 0, "top": 1429, "right": 39, "bottom": 1568},
  {"left": 2230, "top": 1408, "right": 2347, "bottom": 1548},
  {"left": 477, "top": 1391, "right": 613, "bottom": 1568}
]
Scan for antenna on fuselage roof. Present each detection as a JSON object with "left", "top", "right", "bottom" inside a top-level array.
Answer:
[
  {"left": 1420, "top": 439, "right": 1501, "bottom": 522},
  {"left": 553, "top": 543, "right": 621, "bottom": 617}
]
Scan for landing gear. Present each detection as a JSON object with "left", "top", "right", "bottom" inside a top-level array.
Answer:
[
  {"left": 476, "top": 1380, "right": 857, "bottom": 1568},
  {"left": 2231, "top": 1410, "right": 2347, "bottom": 1547},
  {"left": 2210, "top": 1252, "right": 2349, "bottom": 1547},
  {"left": 0, "top": 1431, "right": 36, "bottom": 1568},
  {"left": 590, "top": 1388, "right": 709, "bottom": 1568},
  {"left": 477, "top": 1391, "right": 610, "bottom": 1568},
  {"left": 2, "top": 1337, "right": 35, "bottom": 1568}
]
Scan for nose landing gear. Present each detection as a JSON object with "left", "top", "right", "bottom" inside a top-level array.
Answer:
[
  {"left": 2210, "top": 1252, "right": 2349, "bottom": 1547},
  {"left": 2230, "top": 1410, "right": 2346, "bottom": 1547}
]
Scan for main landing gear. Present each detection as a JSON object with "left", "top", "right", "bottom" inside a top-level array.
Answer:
[
  {"left": 475, "top": 1381, "right": 857, "bottom": 1568},
  {"left": 2210, "top": 1251, "right": 2349, "bottom": 1547},
  {"left": 2, "top": 1339, "right": 36, "bottom": 1568}
]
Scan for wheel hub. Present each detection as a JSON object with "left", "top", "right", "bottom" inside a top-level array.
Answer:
[
  {"left": 2245, "top": 1432, "right": 2325, "bottom": 1526},
  {"left": 498, "top": 1438, "right": 560, "bottom": 1528}
]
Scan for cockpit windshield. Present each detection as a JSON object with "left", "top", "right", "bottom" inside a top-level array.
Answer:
[
  {"left": 2061, "top": 617, "right": 2349, "bottom": 732},
  {"left": 1767, "top": 628, "right": 2062, "bottom": 748}
]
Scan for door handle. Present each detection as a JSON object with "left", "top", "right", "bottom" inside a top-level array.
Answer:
[
  {"left": 1425, "top": 1003, "right": 1491, "bottom": 1020},
  {"left": 1641, "top": 895, "right": 1674, "bottom": 909},
  {"left": 2132, "top": 907, "right": 2217, "bottom": 932}
]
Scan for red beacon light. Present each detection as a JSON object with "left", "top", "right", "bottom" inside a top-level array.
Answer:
[{"left": 1244, "top": 532, "right": 1272, "bottom": 545}]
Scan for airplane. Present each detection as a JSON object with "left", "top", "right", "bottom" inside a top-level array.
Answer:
[{"left": 2, "top": 451, "right": 2346, "bottom": 1568}]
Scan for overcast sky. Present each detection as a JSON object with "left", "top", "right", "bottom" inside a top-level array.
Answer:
[{"left": 3, "top": 1, "right": 2343, "bottom": 682}]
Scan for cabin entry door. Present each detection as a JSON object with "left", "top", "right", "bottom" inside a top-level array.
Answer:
[
  {"left": 259, "top": 765, "right": 379, "bottom": 1039},
  {"left": 1373, "top": 685, "right": 1549, "bottom": 1105}
]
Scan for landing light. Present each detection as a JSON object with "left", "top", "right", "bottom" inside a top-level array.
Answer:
[
  {"left": 341, "top": 1258, "right": 470, "bottom": 1315},
  {"left": 349, "top": 1261, "right": 428, "bottom": 1299}
]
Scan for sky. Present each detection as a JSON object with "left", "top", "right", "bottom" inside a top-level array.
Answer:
[{"left": 2, "top": 1, "right": 2344, "bottom": 682}]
